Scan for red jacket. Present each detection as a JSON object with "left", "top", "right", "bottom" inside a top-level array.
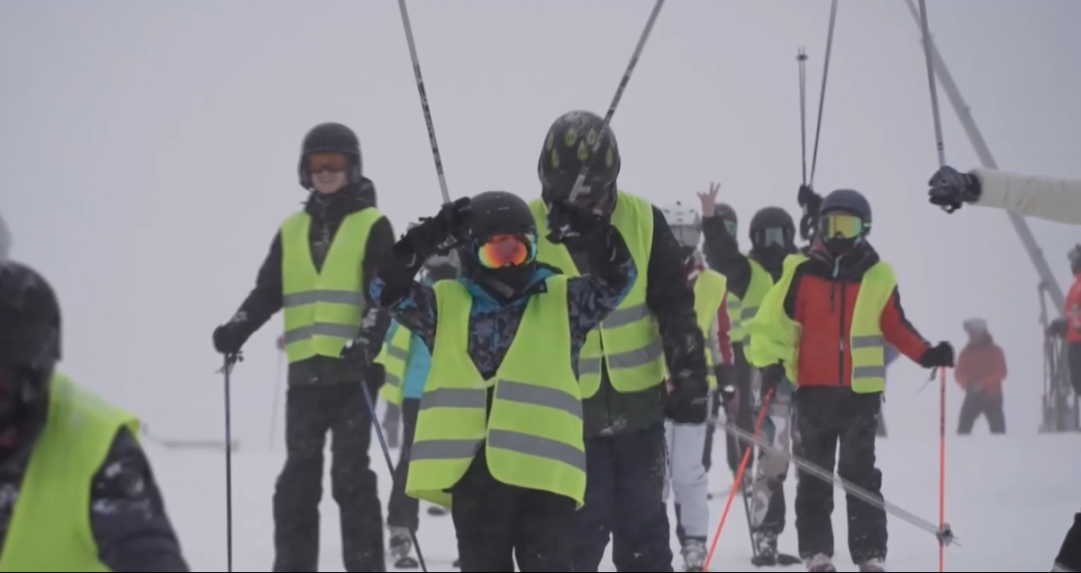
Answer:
[
  {"left": 783, "top": 242, "right": 930, "bottom": 388},
  {"left": 954, "top": 337, "right": 1007, "bottom": 399},
  {"left": 1066, "top": 273, "right": 1081, "bottom": 343}
]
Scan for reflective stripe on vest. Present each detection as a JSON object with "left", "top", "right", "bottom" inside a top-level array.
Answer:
[
  {"left": 376, "top": 322, "right": 412, "bottom": 407},
  {"left": 0, "top": 372, "right": 139, "bottom": 572},
  {"left": 694, "top": 269, "right": 728, "bottom": 389},
  {"left": 530, "top": 192, "right": 665, "bottom": 398},
  {"left": 729, "top": 259, "right": 773, "bottom": 344},
  {"left": 747, "top": 254, "right": 896, "bottom": 393},
  {"left": 280, "top": 208, "right": 383, "bottom": 363},
  {"left": 406, "top": 277, "right": 586, "bottom": 508}
]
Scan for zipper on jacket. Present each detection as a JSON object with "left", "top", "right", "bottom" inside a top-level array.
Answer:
[{"left": 838, "top": 283, "right": 847, "bottom": 386}]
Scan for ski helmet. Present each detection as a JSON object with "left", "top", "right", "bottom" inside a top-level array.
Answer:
[
  {"left": 715, "top": 202, "right": 738, "bottom": 238},
  {"left": 466, "top": 191, "right": 537, "bottom": 244},
  {"left": 749, "top": 206, "right": 796, "bottom": 250},
  {"left": 298, "top": 122, "right": 363, "bottom": 189},
  {"left": 819, "top": 189, "right": 872, "bottom": 225},
  {"left": 538, "top": 111, "right": 620, "bottom": 209},
  {"left": 816, "top": 189, "right": 872, "bottom": 256},
  {"left": 660, "top": 200, "right": 702, "bottom": 252},
  {"left": 0, "top": 262, "right": 61, "bottom": 379}
]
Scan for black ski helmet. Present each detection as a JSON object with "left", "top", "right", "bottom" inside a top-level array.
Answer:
[
  {"left": 819, "top": 188, "right": 872, "bottom": 227},
  {"left": 538, "top": 111, "right": 621, "bottom": 207},
  {"left": 0, "top": 262, "right": 61, "bottom": 379},
  {"left": 298, "top": 122, "right": 363, "bottom": 189},
  {"left": 749, "top": 206, "right": 795, "bottom": 249},
  {"left": 466, "top": 191, "right": 537, "bottom": 244}
]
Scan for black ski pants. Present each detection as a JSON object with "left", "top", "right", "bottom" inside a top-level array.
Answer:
[
  {"left": 794, "top": 387, "right": 886, "bottom": 564},
  {"left": 450, "top": 449, "right": 577, "bottom": 572},
  {"left": 957, "top": 391, "right": 1006, "bottom": 435},
  {"left": 387, "top": 398, "right": 421, "bottom": 532},
  {"left": 272, "top": 382, "right": 385, "bottom": 572}
]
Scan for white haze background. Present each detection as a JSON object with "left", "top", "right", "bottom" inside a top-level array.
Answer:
[{"left": 1, "top": 1, "right": 1081, "bottom": 570}]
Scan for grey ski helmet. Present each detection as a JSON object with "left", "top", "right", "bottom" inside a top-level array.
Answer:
[{"left": 298, "top": 122, "right": 363, "bottom": 189}]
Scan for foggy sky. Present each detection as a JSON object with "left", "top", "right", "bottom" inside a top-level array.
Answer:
[{"left": 1, "top": 0, "right": 1079, "bottom": 445}]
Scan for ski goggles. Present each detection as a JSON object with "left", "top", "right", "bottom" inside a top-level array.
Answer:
[
  {"left": 474, "top": 234, "right": 537, "bottom": 269},
  {"left": 755, "top": 227, "right": 789, "bottom": 248},
  {"left": 670, "top": 224, "right": 702, "bottom": 249},
  {"left": 817, "top": 213, "right": 865, "bottom": 240},
  {"left": 722, "top": 219, "right": 738, "bottom": 238},
  {"left": 307, "top": 152, "right": 348, "bottom": 173}
]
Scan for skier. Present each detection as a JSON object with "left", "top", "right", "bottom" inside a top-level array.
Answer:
[
  {"left": 372, "top": 190, "right": 636, "bottom": 572},
  {"left": 697, "top": 184, "right": 801, "bottom": 565},
  {"left": 927, "top": 165, "right": 1081, "bottom": 225},
  {"left": 694, "top": 193, "right": 752, "bottom": 481},
  {"left": 748, "top": 188, "right": 955, "bottom": 572},
  {"left": 0, "top": 260, "right": 189, "bottom": 571},
  {"left": 211, "top": 122, "right": 395, "bottom": 571},
  {"left": 530, "top": 111, "right": 711, "bottom": 572},
  {"left": 954, "top": 318, "right": 1008, "bottom": 435},
  {"left": 658, "top": 200, "right": 737, "bottom": 572},
  {"left": 383, "top": 249, "right": 461, "bottom": 570}
]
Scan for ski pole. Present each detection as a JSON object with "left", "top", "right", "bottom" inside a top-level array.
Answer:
[
  {"left": 797, "top": 47, "right": 808, "bottom": 187},
  {"left": 938, "top": 364, "right": 948, "bottom": 572},
  {"left": 269, "top": 343, "right": 285, "bottom": 450},
  {"left": 916, "top": 0, "right": 947, "bottom": 170},
  {"left": 218, "top": 352, "right": 242, "bottom": 573},
  {"left": 360, "top": 380, "right": 428, "bottom": 573},
  {"left": 397, "top": 0, "right": 451, "bottom": 206},
  {"left": 710, "top": 414, "right": 959, "bottom": 547},
  {"left": 563, "top": 0, "right": 666, "bottom": 207},
  {"left": 704, "top": 386, "right": 775, "bottom": 571},
  {"left": 807, "top": 0, "right": 838, "bottom": 189}
]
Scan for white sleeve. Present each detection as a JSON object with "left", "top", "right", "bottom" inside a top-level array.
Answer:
[{"left": 972, "top": 167, "right": 1081, "bottom": 225}]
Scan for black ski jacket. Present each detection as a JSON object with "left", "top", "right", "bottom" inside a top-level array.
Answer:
[{"left": 225, "top": 178, "right": 395, "bottom": 385}]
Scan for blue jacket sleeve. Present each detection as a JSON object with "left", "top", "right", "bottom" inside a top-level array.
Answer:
[{"left": 91, "top": 426, "right": 189, "bottom": 572}]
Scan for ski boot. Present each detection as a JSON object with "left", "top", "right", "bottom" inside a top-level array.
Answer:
[
  {"left": 680, "top": 538, "right": 707, "bottom": 571},
  {"left": 427, "top": 505, "right": 448, "bottom": 517},
  {"left": 804, "top": 554, "right": 836, "bottom": 572},
  {"left": 750, "top": 530, "right": 801, "bottom": 567},
  {"left": 388, "top": 526, "right": 419, "bottom": 569},
  {"left": 857, "top": 558, "right": 887, "bottom": 572}
]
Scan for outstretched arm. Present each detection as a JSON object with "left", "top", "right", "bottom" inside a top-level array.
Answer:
[{"left": 369, "top": 238, "right": 438, "bottom": 351}]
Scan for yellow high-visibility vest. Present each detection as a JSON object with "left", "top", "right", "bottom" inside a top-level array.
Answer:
[
  {"left": 406, "top": 277, "right": 586, "bottom": 508},
  {"left": 529, "top": 192, "right": 665, "bottom": 397},
  {"left": 280, "top": 209, "right": 385, "bottom": 363},
  {"left": 376, "top": 322, "right": 412, "bottom": 407},
  {"left": 693, "top": 269, "right": 728, "bottom": 389}
]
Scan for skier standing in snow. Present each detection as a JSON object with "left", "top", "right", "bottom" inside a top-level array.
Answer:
[
  {"left": 697, "top": 185, "right": 801, "bottom": 565},
  {"left": 954, "top": 318, "right": 1008, "bottom": 435},
  {"left": 530, "top": 111, "right": 710, "bottom": 573},
  {"left": 927, "top": 165, "right": 1081, "bottom": 225},
  {"left": 748, "top": 188, "right": 955, "bottom": 572},
  {"left": 211, "top": 122, "right": 394, "bottom": 572},
  {"left": 659, "top": 200, "right": 737, "bottom": 571},
  {"left": 373, "top": 190, "right": 635, "bottom": 572},
  {"left": 382, "top": 250, "right": 460, "bottom": 570},
  {"left": 0, "top": 261, "right": 189, "bottom": 571}
]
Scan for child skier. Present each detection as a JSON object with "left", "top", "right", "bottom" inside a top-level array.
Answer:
[
  {"left": 384, "top": 249, "right": 461, "bottom": 569},
  {"left": 659, "top": 201, "right": 736, "bottom": 572},
  {"left": 371, "top": 191, "right": 635, "bottom": 572}
]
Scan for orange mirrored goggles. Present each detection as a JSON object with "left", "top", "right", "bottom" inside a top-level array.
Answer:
[
  {"left": 474, "top": 234, "right": 537, "bottom": 269},
  {"left": 307, "top": 152, "right": 348, "bottom": 173}
]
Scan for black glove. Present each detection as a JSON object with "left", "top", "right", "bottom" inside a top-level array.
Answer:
[
  {"left": 546, "top": 200, "right": 606, "bottom": 245},
  {"left": 797, "top": 185, "right": 822, "bottom": 240},
  {"left": 212, "top": 323, "right": 246, "bottom": 355},
  {"left": 1048, "top": 317, "right": 1068, "bottom": 338},
  {"left": 919, "top": 341, "right": 955, "bottom": 368},
  {"left": 340, "top": 333, "right": 377, "bottom": 371},
  {"left": 928, "top": 166, "right": 981, "bottom": 213},
  {"left": 759, "top": 363, "right": 785, "bottom": 397},
  {"left": 665, "top": 370, "right": 710, "bottom": 424},
  {"left": 717, "top": 382, "right": 739, "bottom": 418},
  {"left": 404, "top": 197, "right": 472, "bottom": 258}
]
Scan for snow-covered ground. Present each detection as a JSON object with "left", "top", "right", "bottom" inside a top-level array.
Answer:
[{"left": 146, "top": 413, "right": 1081, "bottom": 572}]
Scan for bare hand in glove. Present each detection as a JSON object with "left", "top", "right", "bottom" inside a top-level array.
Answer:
[
  {"left": 928, "top": 166, "right": 981, "bottom": 213},
  {"left": 759, "top": 363, "right": 786, "bottom": 397},
  {"left": 405, "top": 197, "right": 472, "bottom": 258},
  {"left": 665, "top": 369, "right": 710, "bottom": 424},
  {"left": 919, "top": 341, "right": 955, "bottom": 368},
  {"left": 340, "top": 333, "right": 377, "bottom": 371}
]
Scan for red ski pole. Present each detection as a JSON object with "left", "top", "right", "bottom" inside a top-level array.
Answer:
[
  {"left": 704, "top": 386, "right": 776, "bottom": 571},
  {"left": 938, "top": 365, "right": 947, "bottom": 572}
]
